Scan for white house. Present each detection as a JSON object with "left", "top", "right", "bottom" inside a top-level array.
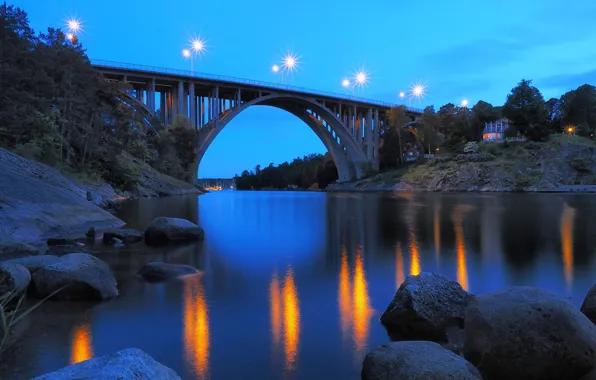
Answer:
[{"left": 482, "top": 118, "right": 510, "bottom": 141}]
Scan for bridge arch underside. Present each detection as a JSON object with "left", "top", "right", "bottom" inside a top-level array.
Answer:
[{"left": 195, "top": 96, "right": 370, "bottom": 183}]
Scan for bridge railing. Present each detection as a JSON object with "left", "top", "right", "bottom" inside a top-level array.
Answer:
[{"left": 91, "top": 59, "right": 424, "bottom": 113}]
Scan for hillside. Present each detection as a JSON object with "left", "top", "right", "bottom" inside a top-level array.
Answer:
[{"left": 327, "top": 136, "right": 596, "bottom": 192}]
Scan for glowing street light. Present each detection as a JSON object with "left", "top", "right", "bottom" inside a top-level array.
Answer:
[
  {"left": 399, "top": 91, "right": 405, "bottom": 102},
  {"left": 182, "top": 49, "right": 191, "bottom": 58},
  {"left": 272, "top": 64, "right": 280, "bottom": 73},
  {"left": 410, "top": 83, "right": 426, "bottom": 102},
  {"left": 66, "top": 18, "right": 81, "bottom": 34},
  {"left": 461, "top": 99, "right": 469, "bottom": 108},
  {"left": 342, "top": 78, "right": 351, "bottom": 88},
  {"left": 191, "top": 37, "right": 206, "bottom": 55},
  {"left": 66, "top": 33, "right": 75, "bottom": 41},
  {"left": 278, "top": 52, "right": 300, "bottom": 85}
]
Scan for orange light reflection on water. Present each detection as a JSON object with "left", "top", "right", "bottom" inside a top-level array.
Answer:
[
  {"left": 352, "top": 251, "right": 372, "bottom": 358},
  {"left": 270, "top": 273, "right": 282, "bottom": 347},
  {"left": 452, "top": 206, "right": 469, "bottom": 291},
  {"left": 561, "top": 203, "right": 576, "bottom": 292},
  {"left": 282, "top": 268, "right": 300, "bottom": 372},
  {"left": 183, "top": 275, "right": 210, "bottom": 379},
  {"left": 339, "top": 249, "right": 352, "bottom": 340},
  {"left": 409, "top": 229, "right": 421, "bottom": 276},
  {"left": 70, "top": 324, "right": 93, "bottom": 364}
]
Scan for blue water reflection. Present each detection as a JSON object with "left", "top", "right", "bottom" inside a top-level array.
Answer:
[{"left": 3, "top": 192, "right": 596, "bottom": 380}]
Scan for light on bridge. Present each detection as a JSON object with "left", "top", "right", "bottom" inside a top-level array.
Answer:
[
  {"left": 399, "top": 91, "right": 405, "bottom": 99},
  {"left": 282, "top": 52, "right": 299, "bottom": 73},
  {"left": 182, "top": 49, "right": 191, "bottom": 59},
  {"left": 341, "top": 78, "right": 351, "bottom": 88},
  {"left": 410, "top": 83, "right": 426, "bottom": 101},
  {"left": 354, "top": 70, "right": 369, "bottom": 88},
  {"left": 272, "top": 64, "right": 280, "bottom": 73},
  {"left": 191, "top": 37, "right": 206, "bottom": 55},
  {"left": 66, "top": 18, "right": 82, "bottom": 34},
  {"left": 66, "top": 33, "right": 75, "bottom": 41},
  {"left": 461, "top": 99, "right": 469, "bottom": 108}
]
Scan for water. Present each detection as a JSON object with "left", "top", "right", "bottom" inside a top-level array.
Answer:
[{"left": 3, "top": 191, "right": 596, "bottom": 379}]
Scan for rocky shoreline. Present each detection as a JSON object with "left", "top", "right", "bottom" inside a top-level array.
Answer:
[
  {"left": 328, "top": 139, "right": 596, "bottom": 193},
  {"left": 0, "top": 149, "right": 205, "bottom": 258}
]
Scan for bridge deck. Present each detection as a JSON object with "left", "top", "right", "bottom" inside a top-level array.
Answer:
[{"left": 92, "top": 59, "right": 423, "bottom": 114}]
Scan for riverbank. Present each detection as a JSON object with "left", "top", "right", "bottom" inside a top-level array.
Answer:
[
  {"left": 0, "top": 149, "right": 205, "bottom": 258},
  {"left": 328, "top": 137, "right": 596, "bottom": 192}
]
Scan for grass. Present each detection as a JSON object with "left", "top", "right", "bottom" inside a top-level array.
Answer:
[
  {"left": 550, "top": 133, "right": 596, "bottom": 148},
  {"left": 0, "top": 278, "right": 64, "bottom": 353}
]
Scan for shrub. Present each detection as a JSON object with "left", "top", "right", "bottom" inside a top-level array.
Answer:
[{"left": 463, "top": 141, "right": 480, "bottom": 154}]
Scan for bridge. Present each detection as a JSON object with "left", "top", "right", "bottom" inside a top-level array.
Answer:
[{"left": 92, "top": 60, "right": 423, "bottom": 181}]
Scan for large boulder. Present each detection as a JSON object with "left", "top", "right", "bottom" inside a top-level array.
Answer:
[
  {"left": 2, "top": 255, "right": 60, "bottom": 274},
  {"left": 581, "top": 284, "right": 596, "bottom": 324},
  {"left": 464, "top": 287, "right": 596, "bottom": 380},
  {"left": 380, "top": 273, "right": 469, "bottom": 349},
  {"left": 144, "top": 217, "right": 204, "bottom": 245},
  {"left": 103, "top": 228, "right": 143, "bottom": 244},
  {"left": 362, "top": 341, "right": 482, "bottom": 380},
  {"left": 30, "top": 253, "right": 118, "bottom": 301},
  {"left": 31, "top": 347, "right": 181, "bottom": 380},
  {"left": 137, "top": 262, "right": 199, "bottom": 282},
  {"left": 0, "top": 263, "right": 31, "bottom": 309}
]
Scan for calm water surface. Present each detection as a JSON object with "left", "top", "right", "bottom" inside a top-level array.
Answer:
[{"left": 3, "top": 191, "right": 596, "bottom": 379}]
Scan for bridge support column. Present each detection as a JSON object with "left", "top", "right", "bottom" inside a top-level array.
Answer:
[
  {"left": 214, "top": 86, "right": 220, "bottom": 129},
  {"left": 148, "top": 78, "right": 155, "bottom": 112},
  {"left": 373, "top": 109, "right": 380, "bottom": 170},
  {"left": 366, "top": 108, "right": 373, "bottom": 161},
  {"left": 177, "top": 80, "right": 184, "bottom": 118},
  {"left": 159, "top": 91, "right": 166, "bottom": 123},
  {"left": 189, "top": 82, "right": 196, "bottom": 129}
]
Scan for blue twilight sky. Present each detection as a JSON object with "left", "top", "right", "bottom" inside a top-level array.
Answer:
[{"left": 12, "top": 0, "right": 596, "bottom": 178}]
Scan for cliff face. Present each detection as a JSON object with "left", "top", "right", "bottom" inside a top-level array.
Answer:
[{"left": 327, "top": 139, "right": 596, "bottom": 192}]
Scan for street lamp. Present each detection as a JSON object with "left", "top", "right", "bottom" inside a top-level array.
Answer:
[
  {"left": 65, "top": 17, "right": 82, "bottom": 43},
  {"left": 351, "top": 69, "right": 369, "bottom": 95},
  {"left": 341, "top": 78, "right": 352, "bottom": 95},
  {"left": 410, "top": 83, "right": 426, "bottom": 102},
  {"left": 281, "top": 52, "right": 299, "bottom": 85},
  {"left": 461, "top": 99, "right": 469, "bottom": 108},
  {"left": 399, "top": 91, "right": 405, "bottom": 102}
]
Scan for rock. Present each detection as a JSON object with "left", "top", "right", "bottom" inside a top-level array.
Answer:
[
  {"left": 30, "top": 347, "right": 182, "bottom": 380},
  {"left": 362, "top": 341, "right": 482, "bottom": 380},
  {"left": 112, "top": 238, "right": 124, "bottom": 246},
  {"left": 0, "top": 149, "right": 124, "bottom": 254},
  {"left": 86, "top": 190, "right": 103, "bottom": 206},
  {"left": 30, "top": 253, "right": 118, "bottom": 301},
  {"left": 464, "top": 286, "right": 596, "bottom": 380},
  {"left": 380, "top": 272, "right": 469, "bottom": 347},
  {"left": 103, "top": 228, "right": 143, "bottom": 244},
  {"left": 581, "top": 284, "right": 596, "bottom": 324},
  {"left": 2, "top": 255, "right": 60, "bottom": 274},
  {"left": 0, "top": 263, "right": 31, "bottom": 309},
  {"left": 137, "top": 262, "right": 199, "bottom": 282},
  {"left": 144, "top": 217, "right": 204, "bottom": 245}
]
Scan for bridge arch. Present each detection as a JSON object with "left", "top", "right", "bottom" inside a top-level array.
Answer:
[{"left": 195, "top": 94, "right": 369, "bottom": 182}]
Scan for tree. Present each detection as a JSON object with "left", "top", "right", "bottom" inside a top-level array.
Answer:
[
  {"left": 387, "top": 105, "right": 411, "bottom": 164},
  {"left": 560, "top": 84, "right": 596, "bottom": 137},
  {"left": 470, "top": 101, "right": 498, "bottom": 141},
  {"left": 545, "top": 97, "right": 564, "bottom": 134},
  {"left": 502, "top": 79, "right": 549, "bottom": 141}
]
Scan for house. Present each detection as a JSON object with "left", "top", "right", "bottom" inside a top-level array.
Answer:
[{"left": 482, "top": 118, "right": 510, "bottom": 141}]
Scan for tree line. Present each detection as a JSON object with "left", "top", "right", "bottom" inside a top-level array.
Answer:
[
  {"left": 0, "top": 4, "right": 197, "bottom": 191},
  {"left": 234, "top": 153, "right": 338, "bottom": 190},
  {"left": 381, "top": 79, "right": 596, "bottom": 168}
]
